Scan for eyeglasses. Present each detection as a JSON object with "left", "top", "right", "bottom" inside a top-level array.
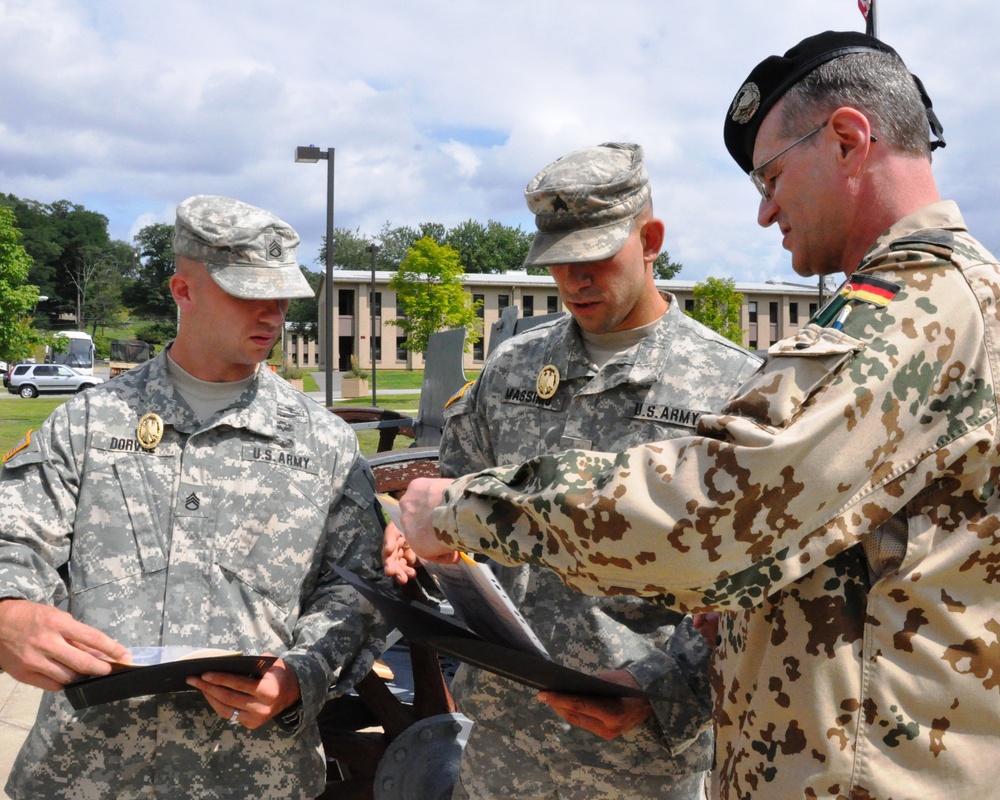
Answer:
[{"left": 750, "top": 120, "right": 829, "bottom": 201}]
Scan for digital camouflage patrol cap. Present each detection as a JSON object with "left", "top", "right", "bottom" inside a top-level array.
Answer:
[
  {"left": 523, "top": 142, "right": 651, "bottom": 268},
  {"left": 724, "top": 30, "right": 945, "bottom": 174},
  {"left": 173, "top": 195, "right": 314, "bottom": 300}
]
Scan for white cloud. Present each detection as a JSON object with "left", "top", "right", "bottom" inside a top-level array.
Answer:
[{"left": 0, "top": 0, "right": 998, "bottom": 283}]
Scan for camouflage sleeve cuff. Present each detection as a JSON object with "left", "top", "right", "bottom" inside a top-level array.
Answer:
[
  {"left": 626, "top": 617, "right": 714, "bottom": 755},
  {"left": 272, "top": 700, "right": 304, "bottom": 733},
  {"left": 278, "top": 654, "right": 326, "bottom": 734}
]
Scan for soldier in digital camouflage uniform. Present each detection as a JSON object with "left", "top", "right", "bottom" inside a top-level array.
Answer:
[
  {"left": 0, "top": 195, "right": 388, "bottom": 800},
  {"left": 435, "top": 143, "right": 761, "bottom": 800},
  {"left": 391, "top": 32, "right": 1000, "bottom": 799}
]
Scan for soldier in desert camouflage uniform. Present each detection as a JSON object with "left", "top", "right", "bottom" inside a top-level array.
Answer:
[
  {"left": 0, "top": 195, "right": 387, "bottom": 799},
  {"left": 427, "top": 143, "right": 761, "bottom": 799},
  {"left": 390, "top": 32, "right": 1000, "bottom": 800}
]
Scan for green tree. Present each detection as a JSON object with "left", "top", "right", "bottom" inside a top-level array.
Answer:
[
  {"left": 0, "top": 206, "right": 43, "bottom": 364},
  {"left": 388, "top": 237, "right": 483, "bottom": 354},
  {"left": 0, "top": 195, "right": 113, "bottom": 325},
  {"left": 654, "top": 250, "right": 682, "bottom": 280},
  {"left": 84, "top": 241, "right": 132, "bottom": 332},
  {"left": 133, "top": 320, "right": 177, "bottom": 346},
  {"left": 445, "top": 219, "right": 533, "bottom": 274},
  {"left": 286, "top": 268, "right": 321, "bottom": 343},
  {"left": 124, "top": 222, "right": 175, "bottom": 319},
  {"left": 685, "top": 276, "right": 745, "bottom": 345}
]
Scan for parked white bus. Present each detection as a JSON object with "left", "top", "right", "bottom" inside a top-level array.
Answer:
[{"left": 46, "top": 331, "right": 96, "bottom": 376}]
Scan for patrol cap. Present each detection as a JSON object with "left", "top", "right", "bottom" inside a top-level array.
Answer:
[
  {"left": 724, "top": 30, "right": 945, "bottom": 174},
  {"left": 173, "top": 195, "right": 314, "bottom": 300},
  {"left": 523, "top": 142, "right": 650, "bottom": 267}
]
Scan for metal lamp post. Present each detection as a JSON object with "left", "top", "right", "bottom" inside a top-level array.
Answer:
[
  {"left": 365, "top": 243, "right": 380, "bottom": 406},
  {"left": 294, "top": 145, "right": 335, "bottom": 408}
]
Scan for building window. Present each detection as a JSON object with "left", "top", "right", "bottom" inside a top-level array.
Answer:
[
  {"left": 684, "top": 298, "right": 695, "bottom": 313},
  {"left": 302, "top": 353, "right": 309, "bottom": 365},
  {"left": 338, "top": 289, "right": 354, "bottom": 316},
  {"left": 809, "top": 302, "right": 819, "bottom": 318},
  {"left": 498, "top": 294, "right": 509, "bottom": 311},
  {"left": 547, "top": 295, "right": 559, "bottom": 314},
  {"left": 374, "top": 336, "right": 382, "bottom": 361},
  {"left": 473, "top": 339, "right": 484, "bottom": 361},
  {"left": 523, "top": 295, "right": 534, "bottom": 317},
  {"left": 396, "top": 335, "right": 407, "bottom": 362},
  {"left": 748, "top": 301, "right": 757, "bottom": 324},
  {"left": 473, "top": 294, "right": 484, "bottom": 318},
  {"left": 790, "top": 302, "right": 799, "bottom": 325}
]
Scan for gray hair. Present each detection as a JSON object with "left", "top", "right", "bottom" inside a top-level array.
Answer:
[{"left": 779, "top": 51, "right": 932, "bottom": 160}]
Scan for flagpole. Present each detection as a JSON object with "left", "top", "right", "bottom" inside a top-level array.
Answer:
[{"left": 866, "top": 0, "right": 879, "bottom": 37}]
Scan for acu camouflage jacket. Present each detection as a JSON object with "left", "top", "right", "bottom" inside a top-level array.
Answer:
[
  {"left": 438, "top": 299, "right": 761, "bottom": 778},
  {"left": 433, "top": 202, "right": 1000, "bottom": 800},
  {"left": 0, "top": 352, "right": 388, "bottom": 800}
]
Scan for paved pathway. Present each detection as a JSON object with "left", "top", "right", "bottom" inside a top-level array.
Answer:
[{"left": 0, "top": 673, "right": 40, "bottom": 799}]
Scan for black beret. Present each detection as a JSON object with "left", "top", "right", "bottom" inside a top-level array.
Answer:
[{"left": 723, "top": 31, "right": 901, "bottom": 174}]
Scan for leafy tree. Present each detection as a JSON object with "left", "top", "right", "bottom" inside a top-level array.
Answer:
[
  {"left": 74, "top": 240, "right": 133, "bottom": 331},
  {"left": 388, "top": 237, "right": 483, "bottom": 354},
  {"left": 134, "top": 320, "right": 177, "bottom": 346},
  {"left": 0, "top": 194, "right": 61, "bottom": 301},
  {"left": 48, "top": 200, "right": 112, "bottom": 324},
  {"left": 654, "top": 250, "right": 682, "bottom": 280},
  {"left": 445, "top": 219, "right": 533, "bottom": 274},
  {"left": 124, "top": 222, "right": 175, "bottom": 319},
  {"left": 685, "top": 276, "right": 745, "bottom": 345},
  {"left": 0, "top": 206, "right": 43, "bottom": 364},
  {"left": 378, "top": 222, "right": 425, "bottom": 269},
  {"left": 0, "top": 195, "right": 113, "bottom": 325},
  {"left": 286, "top": 268, "right": 321, "bottom": 343}
]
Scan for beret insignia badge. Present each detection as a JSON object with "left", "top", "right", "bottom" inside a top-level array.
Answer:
[{"left": 730, "top": 82, "right": 761, "bottom": 124}]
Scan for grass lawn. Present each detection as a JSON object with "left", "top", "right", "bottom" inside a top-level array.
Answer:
[
  {"left": 0, "top": 369, "right": 454, "bottom": 458},
  {"left": 1, "top": 392, "right": 427, "bottom": 458},
  {"left": 0, "top": 398, "right": 66, "bottom": 455}
]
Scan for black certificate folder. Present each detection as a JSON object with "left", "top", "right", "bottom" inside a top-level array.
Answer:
[
  {"left": 64, "top": 652, "right": 277, "bottom": 710},
  {"left": 335, "top": 565, "right": 657, "bottom": 700}
]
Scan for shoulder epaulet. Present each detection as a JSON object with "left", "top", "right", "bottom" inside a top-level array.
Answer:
[
  {"left": 444, "top": 380, "right": 476, "bottom": 409},
  {"left": 889, "top": 230, "right": 955, "bottom": 256},
  {"left": 4, "top": 430, "right": 34, "bottom": 464}
]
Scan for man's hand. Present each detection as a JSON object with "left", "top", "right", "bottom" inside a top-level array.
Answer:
[
  {"left": 186, "top": 656, "right": 301, "bottom": 730},
  {"left": 0, "top": 599, "right": 131, "bottom": 691},
  {"left": 382, "top": 521, "right": 419, "bottom": 584},
  {"left": 395, "top": 477, "right": 461, "bottom": 564},
  {"left": 536, "top": 669, "right": 652, "bottom": 739}
]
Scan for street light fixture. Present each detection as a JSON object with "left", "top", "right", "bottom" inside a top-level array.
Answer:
[
  {"left": 365, "top": 243, "right": 380, "bottom": 406},
  {"left": 295, "top": 144, "right": 335, "bottom": 408}
]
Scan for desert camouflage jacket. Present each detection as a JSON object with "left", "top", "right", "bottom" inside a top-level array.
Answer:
[
  {"left": 438, "top": 299, "right": 761, "bottom": 778},
  {"left": 433, "top": 202, "right": 1000, "bottom": 800},
  {"left": 0, "top": 350, "right": 388, "bottom": 800}
]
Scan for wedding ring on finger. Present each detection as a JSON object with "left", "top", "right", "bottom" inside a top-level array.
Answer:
[{"left": 228, "top": 708, "right": 240, "bottom": 725}]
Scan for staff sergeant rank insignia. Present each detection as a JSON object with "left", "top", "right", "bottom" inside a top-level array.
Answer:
[
  {"left": 536, "top": 365, "right": 560, "bottom": 400},
  {"left": 136, "top": 413, "right": 164, "bottom": 451}
]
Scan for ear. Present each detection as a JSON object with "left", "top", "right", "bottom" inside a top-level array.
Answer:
[
  {"left": 828, "top": 106, "right": 874, "bottom": 177},
  {"left": 640, "top": 217, "right": 665, "bottom": 263},
  {"left": 169, "top": 271, "right": 192, "bottom": 310}
]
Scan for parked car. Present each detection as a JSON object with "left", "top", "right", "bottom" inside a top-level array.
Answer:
[{"left": 5, "top": 363, "right": 104, "bottom": 398}]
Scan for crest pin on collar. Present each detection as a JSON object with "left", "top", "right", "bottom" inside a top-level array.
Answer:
[
  {"left": 136, "top": 413, "right": 164, "bottom": 451},
  {"left": 536, "top": 365, "right": 560, "bottom": 400}
]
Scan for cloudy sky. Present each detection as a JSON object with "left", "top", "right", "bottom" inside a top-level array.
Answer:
[{"left": 1, "top": 0, "right": 997, "bottom": 287}]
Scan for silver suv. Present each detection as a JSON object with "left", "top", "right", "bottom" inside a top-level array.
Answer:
[{"left": 5, "top": 363, "right": 104, "bottom": 398}]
